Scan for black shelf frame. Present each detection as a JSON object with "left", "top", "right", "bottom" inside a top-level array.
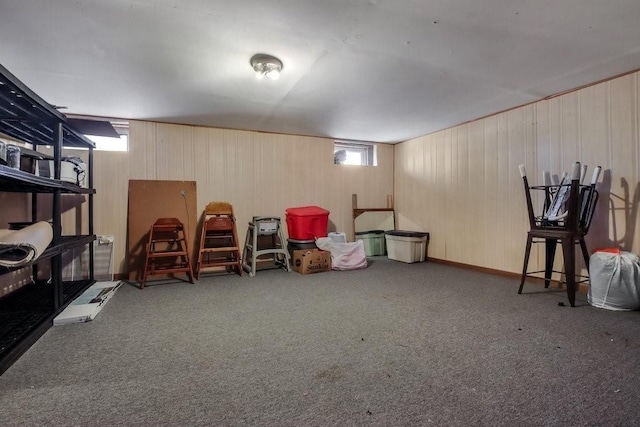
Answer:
[
  {"left": 0, "top": 63, "right": 95, "bottom": 149},
  {"left": 0, "top": 279, "right": 93, "bottom": 373},
  {"left": 0, "top": 164, "right": 95, "bottom": 194},
  {"left": 0, "top": 63, "right": 96, "bottom": 375}
]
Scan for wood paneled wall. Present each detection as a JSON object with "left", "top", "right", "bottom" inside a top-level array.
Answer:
[
  {"left": 7, "top": 71, "right": 637, "bottom": 280},
  {"left": 394, "top": 72, "right": 640, "bottom": 276},
  {"left": 93, "top": 123, "right": 394, "bottom": 275}
]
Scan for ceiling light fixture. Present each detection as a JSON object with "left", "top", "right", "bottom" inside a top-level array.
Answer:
[{"left": 250, "top": 54, "right": 283, "bottom": 80}]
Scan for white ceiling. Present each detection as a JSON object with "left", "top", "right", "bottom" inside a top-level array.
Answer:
[{"left": 2, "top": 0, "right": 640, "bottom": 143}]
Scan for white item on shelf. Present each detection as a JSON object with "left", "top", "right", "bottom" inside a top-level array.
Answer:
[
  {"left": 0, "top": 221, "right": 53, "bottom": 267},
  {"left": 6, "top": 145, "right": 20, "bottom": 169},
  {"left": 60, "top": 157, "right": 87, "bottom": 187}
]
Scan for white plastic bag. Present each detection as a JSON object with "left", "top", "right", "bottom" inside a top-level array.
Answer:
[
  {"left": 315, "top": 238, "right": 368, "bottom": 271},
  {"left": 588, "top": 249, "right": 640, "bottom": 311}
]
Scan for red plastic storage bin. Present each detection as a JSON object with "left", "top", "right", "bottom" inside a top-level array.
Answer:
[{"left": 285, "top": 206, "right": 330, "bottom": 240}]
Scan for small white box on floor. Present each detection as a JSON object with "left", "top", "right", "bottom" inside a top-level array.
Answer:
[
  {"left": 385, "top": 231, "right": 429, "bottom": 263},
  {"left": 54, "top": 281, "right": 121, "bottom": 325}
]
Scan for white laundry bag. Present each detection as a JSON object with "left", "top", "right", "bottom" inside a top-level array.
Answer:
[
  {"left": 588, "top": 249, "right": 640, "bottom": 311},
  {"left": 315, "top": 238, "right": 368, "bottom": 271}
]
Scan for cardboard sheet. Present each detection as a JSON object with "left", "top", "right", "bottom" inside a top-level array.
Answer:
[{"left": 127, "top": 180, "right": 197, "bottom": 281}]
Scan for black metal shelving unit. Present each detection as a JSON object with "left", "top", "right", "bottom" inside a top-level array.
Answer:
[{"left": 0, "top": 63, "right": 96, "bottom": 374}]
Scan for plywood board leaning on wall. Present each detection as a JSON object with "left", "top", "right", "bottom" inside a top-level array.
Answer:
[{"left": 127, "top": 180, "right": 197, "bottom": 282}]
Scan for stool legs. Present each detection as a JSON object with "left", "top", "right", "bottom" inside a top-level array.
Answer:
[
  {"left": 579, "top": 238, "right": 590, "bottom": 267},
  {"left": 561, "top": 237, "right": 577, "bottom": 307},
  {"left": 544, "top": 238, "right": 557, "bottom": 289},
  {"left": 519, "top": 234, "right": 583, "bottom": 307},
  {"left": 518, "top": 234, "right": 533, "bottom": 294}
]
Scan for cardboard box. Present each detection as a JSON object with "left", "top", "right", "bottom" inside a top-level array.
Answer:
[{"left": 292, "top": 249, "right": 331, "bottom": 274}]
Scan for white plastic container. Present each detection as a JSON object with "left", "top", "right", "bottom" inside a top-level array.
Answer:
[
  {"left": 6, "top": 145, "right": 21, "bottom": 169},
  {"left": 385, "top": 231, "right": 429, "bottom": 263},
  {"left": 61, "top": 157, "right": 87, "bottom": 187}
]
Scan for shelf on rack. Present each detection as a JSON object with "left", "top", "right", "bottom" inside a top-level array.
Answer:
[
  {"left": 0, "top": 278, "right": 94, "bottom": 366},
  {"left": 0, "top": 281, "right": 53, "bottom": 312},
  {"left": 0, "top": 235, "right": 96, "bottom": 275},
  {"left": 0, "top": 310, "right": 54, "bottom": 369},
  {"left": 0, "top": 165, "right": 95, "bottom": 194},
  {"left": 0, "top": 279, "right": 55, "bottom": 371},
  {"left": 0, "top": 311, "right": 53, "bottom": 347},
  {"left": 0, "top": 279, "right": 95, "bottom": 311}
]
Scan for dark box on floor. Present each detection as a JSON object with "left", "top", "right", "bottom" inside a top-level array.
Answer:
[{"left": 292, "top": 249, "right": 331, "bottom": 274}]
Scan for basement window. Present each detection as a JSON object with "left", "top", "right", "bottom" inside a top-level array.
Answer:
[
  {"left": 334, "top": 141, "right": 377, "bottom": 166},
  {"left": 86, "top": 133, "right": 128, "bottom": 152},
  {"left": 86, "top": 119, "right": 129, "bottom": 152}
]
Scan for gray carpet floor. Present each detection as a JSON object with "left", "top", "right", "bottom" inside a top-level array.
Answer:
[{"left": 1, "top": 257, "right": 639, "bottom": 426}]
